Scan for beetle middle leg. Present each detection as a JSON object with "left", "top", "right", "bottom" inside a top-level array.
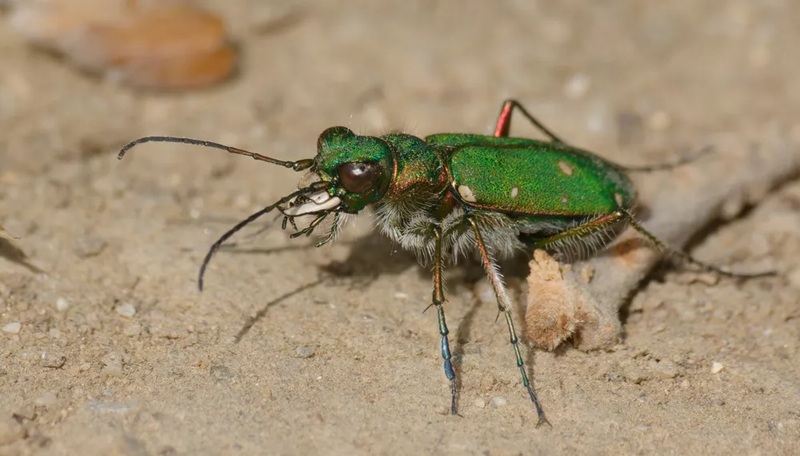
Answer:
[{"left": 467, "top": 217, "right": 549, "bottom": 426}]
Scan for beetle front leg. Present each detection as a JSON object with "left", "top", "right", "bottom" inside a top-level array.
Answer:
[
  {"left": 494, "top": 99, "right": 566, "bottom": 144},
  {"left": 467, "top": 217, "right": 549, "bottom": 426},
  {"left": 431, "top": 228, "right": 459, "bottom": 414}
]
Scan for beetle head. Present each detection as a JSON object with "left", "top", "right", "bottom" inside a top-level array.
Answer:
[{"left": 284, "top": 126, "right": 394, "bottom": 216}]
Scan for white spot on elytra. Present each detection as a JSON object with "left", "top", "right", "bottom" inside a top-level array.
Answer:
[
  {"left": 558, "top": 160, "right": 574, "bottom": 176},
  {"left": 510, "top": 187, "right": 519, "bottom": 198},
  {"left": 614, "top": 192, "right": 624, "bottom": 207},
  {"left": 458, "top": 185, "right": 477, "bottom": 202}
]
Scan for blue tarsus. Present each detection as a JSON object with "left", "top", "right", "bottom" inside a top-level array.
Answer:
[{"left": 433, "top": 229, "right": 459, "bottom": 415}]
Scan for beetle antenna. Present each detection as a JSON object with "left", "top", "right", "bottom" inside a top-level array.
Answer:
[
  {"left": 198, "top": 181, "right": 329, "bottom": 291},
  {"left": 118, "top": 136, "right": 314, "bottom": 171}
]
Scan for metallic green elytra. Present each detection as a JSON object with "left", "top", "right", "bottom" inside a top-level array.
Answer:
[
  {"left": 440, "top": 136, "right": 635, "bottom": 215},
  {"left": 118, "top": 99, "right": 769, "bottom": 426}
]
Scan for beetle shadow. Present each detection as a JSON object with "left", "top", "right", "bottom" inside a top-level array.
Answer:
[
  {"left": 318, "top": 231, "right": 422, "bottom": 285},
  {"left": 223, "top": 228, "right": 423, "bottom": 343},
  {"left": 218, "top": 218, "right": 565, "bottom": 358},
  {"left": 221, "top": 228, "right": 422, "bottom": 285},
  {"left": 450, "top": 289, "right": 485, "bottom": 395},
  {"left": 233, "top": 276, "right": 327, "bottom": 343}
]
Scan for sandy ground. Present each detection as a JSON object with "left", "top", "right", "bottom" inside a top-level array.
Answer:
[{"left": 1, "top": 1, "right": 799, "bottom": 455}]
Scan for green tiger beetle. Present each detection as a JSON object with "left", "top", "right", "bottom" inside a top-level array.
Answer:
[{"left": 119, "top": 99, "right": 771, "bottom": 425}]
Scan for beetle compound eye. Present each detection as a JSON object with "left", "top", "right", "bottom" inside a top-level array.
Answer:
[{"left": 338, "top": 162, "right": 379, "bottom": 193}]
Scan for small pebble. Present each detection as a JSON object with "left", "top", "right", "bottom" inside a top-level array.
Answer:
[
  {"left": 294, "top": 346, "right": 315, "bottom": 359},
  {"left": 473, "top": 398, "right": 486, "bottom": 409},
  {"left": 102, "top": 352, "right": 124, "bottom": 376},
  {"left": 491, "top": 397, "right": 508, "bottom": 407},
  {"left": 563, "top": 73, "right": 591, "bottom": 99},
  {"left": 651, "top": 359, "right": 680, "bottom": 379},
  {"left": 2, "top": 322, "right": 21, "bottom": 334},
  {"left": 393, "top": 292, "right": 409, "bottom": 300},
  {"left": 55, "top": 297, "right": 70, "bottom": 311},
  {"left": 711, "top": 361, "right": 725, "bottom": 374},
  {"left": 687, "top": 272, "right": 720, "bottom": 286},
  {"left": 40, "top": 352, "right": 66, "bottom": 368},
  {"left": 115, "top": 303, "right": 136, "bottom": 318}
]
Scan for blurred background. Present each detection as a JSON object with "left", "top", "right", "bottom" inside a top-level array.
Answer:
[{"left": 0, "top": 1, "right": 798, "bottom": 454}]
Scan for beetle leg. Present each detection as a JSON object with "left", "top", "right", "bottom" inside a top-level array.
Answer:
[
  {"left": 468, "top": 217, "right": 549, "bottom": 426},
  {"left": 289, "top": 212, "right": 329, "bottom": 238},
  {"left": 494, "top": 99, "right": 567, "bottom": 144},
  {"left": 315, "top": 211, "right": 342, "bottom": 247},
  {"left": 533, "top": 211, "right": 626, "bottom": 260},
  {"left": 535, "top": 209, "right": 774, "bottom": 278},
  {"left": 621, "top": 145, "right": 714, "bottom": 173},
  {"left": 431, "top": 228, "right": 459, "bottom": 415},
  {"left": 619, "top": 209, "right": 775, "bottom": 279}
]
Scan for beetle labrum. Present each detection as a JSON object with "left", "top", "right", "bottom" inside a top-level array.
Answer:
[{"left": 119, "top": 100, "right": 769, "bottom": 425}]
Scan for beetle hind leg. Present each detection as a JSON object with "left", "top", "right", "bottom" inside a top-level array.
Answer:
[
  {"left": 620, "top": 209, "right": 775, "bottom": 279},
  {"left": 532, "top": 212, "right": 627, "bottom": 261},
  {"left": 534, "top": 209, "right": 774, "bottom": 278},
  {"left": 493, "top": 99, "right": 567, "bottom": 144}
]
